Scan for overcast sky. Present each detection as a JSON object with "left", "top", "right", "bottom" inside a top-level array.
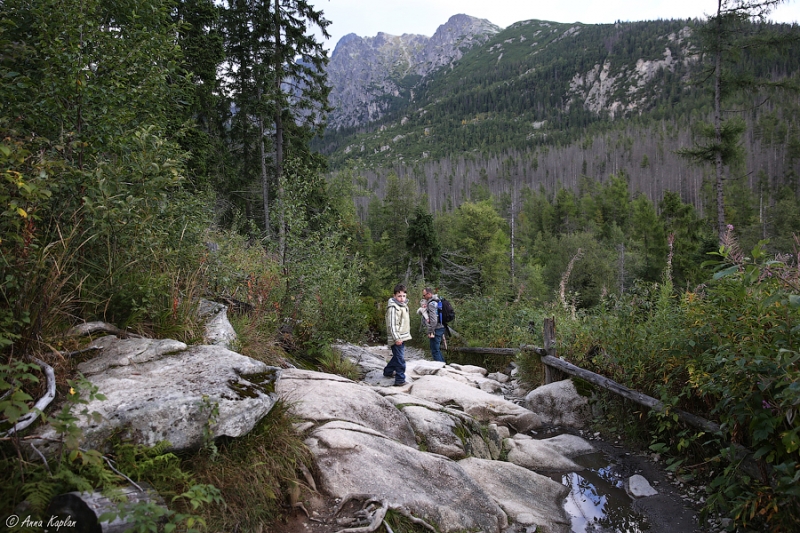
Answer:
[{"left": 309, "top": 0, "right": 800, "bottom": 52}]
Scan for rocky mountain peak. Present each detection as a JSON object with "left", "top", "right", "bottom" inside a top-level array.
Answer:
[{"left": 326, "top": 14, "right": 500, "bottom": 131}]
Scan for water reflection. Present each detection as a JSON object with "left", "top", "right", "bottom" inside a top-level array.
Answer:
[{"left": 548, "top": 453, "right": 650, "bottom": 533}]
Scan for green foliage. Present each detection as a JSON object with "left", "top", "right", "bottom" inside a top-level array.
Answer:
[
  {"left": 677, "top": 235, "right": 800, "bottom": 530},
  {"left": 0, "top": 360, "right": 39, "bottom": 431},
  {"left": 406, "top": 204, "right": 441, "bottom": 284},
  {"left": 281, "top": 157, "right": 367, "bottom": 346},
  {"left": 188, "top": 400, "right": 312, "bottom": 531},
  {"left": 437, "top": 200, "right": 510, "bottom": 296},
  {"left": 99, "top": 484, "right": 224, "bottom": 533},
  {"left": 313, "top": 343, "right": 361, "bottom": 380},
  {"left": 451, "top": 295, "right": 548, "bottom": 350},
  {"left": 537, "top": 230, "right": 800, "bottom": 531}
]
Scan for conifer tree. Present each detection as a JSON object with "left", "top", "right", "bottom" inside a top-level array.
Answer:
[
  {"left": 221, "top": 0, "right": 331, "bottom": 256},
  {"left": 406, "top": 204, "right": 441, "bottom": 283},
  {"left": 680, "top": 0, "right": 791, "bottom": 242}
]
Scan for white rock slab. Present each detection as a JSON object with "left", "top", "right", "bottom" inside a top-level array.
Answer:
[
  {"left": 407, "top": 375, "right": 542, "bottom": 432},
  {"left": 38, "top": 344, "right": 279, "bottom": 453},
  {"left": 407, "top": 360, "right": 447, "bottom": 376},
  {"left": 504, "top": 434, "right": 583, "bottom": 472},
  {"left": 458, "top": 457, "right": 571, "bottom": 533},
  {"left": 77, "top": 336, "right": 187, "bottom": 376},
  {"left": 276, "top": 368, "right": 416, "bottom": 447},
  {"left": 402, "top": 405, "right": 467, "bottom": 458},
  {"left": 197, "top": 299, "right": 237, "bottom": 349},
  {"left": 488, "top": 372, "right": 510, "bottom": 383},
  {"left": 307, "top": 421, "right": 508, "bottom": 533},
  {"left": 448, "top": 363, "right": 488, "bottom": 375}
]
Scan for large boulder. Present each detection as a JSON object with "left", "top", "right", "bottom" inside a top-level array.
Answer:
[
  {"left": 37, "top": 341, "right": 280, "bottom": 454},
  {"left": 525, "top": 379, "right": 591, "bottom": 428},
  {"left": 306, "top": 421, "right": 508, "bottom": 533},
  {"left": 504, "top": 433, "right": 595, "bottom": 472},
  {"left": 458, "top": 457, "right": 571, "bottom": 533},
  {"left": 276, "top": 368, "right": 417, "bottom": 447},
  {"left": 407, "top": 375, "right": 542, "bottom": 432}
]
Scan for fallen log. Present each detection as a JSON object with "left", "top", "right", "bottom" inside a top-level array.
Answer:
[{"left": 535, "top": 353, "right": 720, "bottom": 434}]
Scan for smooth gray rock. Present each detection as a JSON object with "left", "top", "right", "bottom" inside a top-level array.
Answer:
[
  {"left": 379, "top": 390, "right": 446, "bottom": 411},
  {"left": 38, "top": 343, "right": 279, "bottom": 453},
  {"left": 525, "top": 379, "right": 591, "bottom": 428},
  {"left": 434, "top": 367, "right": 501, "bottom": 393},
  {"left": 77, "top": 336, "right": 187, "bottom": 376},
  {"left": 276, "top": 368, "right": 417, "bottom": 447},
  {"left": 448, "top": 363, "right": 488, "bottom": 375},
  {"left": 486, "top": 423, "right": 504, "bottom": 460},
  {"left": 504, "top": 434, "right": 584, "bottom": 472},
  {"left": 488, "top": 372, "right": 510, "bottom": 383},
  {"left": 408, "top": 375, "right": 542, "bottom": 432},
  {"left": 306, "top": 421, "right": 508, "bottom": 533},
  {"left": 407, "top": 359, "right": 447, "bottom": 376},
  {"left": 333, "top": 343, "right": 388, "bottom": 375},
  {"left": 627, "top": 474, "right": 659, "bottom": 498},
  {"left": 197, "top": 299, "right": 237, "bottom": 349},
  {"left": 539, "top": 433, "right": 597, "bottom": 458},
  {"left": 458, "top": 457, "right": 571, "bottom": 533},
  {"left": 362, "top": 368, "right": 404, "bottom": 387},
  {"left": 402, "top": 405, "right": 467, "bottom": 458}
]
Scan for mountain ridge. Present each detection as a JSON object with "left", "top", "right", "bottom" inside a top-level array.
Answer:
[{"left": 326, "top": 14, "right": 500, "bottom": 130}]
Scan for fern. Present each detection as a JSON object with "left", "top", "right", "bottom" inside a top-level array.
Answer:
[{"left": 22, "top": 478, "right": 58, "bottom": 513}]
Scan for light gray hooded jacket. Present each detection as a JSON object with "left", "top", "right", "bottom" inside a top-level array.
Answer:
[{"left": 386, "top": 297, "right": 412, "bottom": 346}]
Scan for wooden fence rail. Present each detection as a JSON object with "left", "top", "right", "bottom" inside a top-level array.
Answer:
[{"left": 447, "top": 317, "right": 720, "bottom": 435}]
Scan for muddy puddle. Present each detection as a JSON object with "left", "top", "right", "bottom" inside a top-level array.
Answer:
[{"left": 545, "top": 452, "right": 651, "bottom": 533}]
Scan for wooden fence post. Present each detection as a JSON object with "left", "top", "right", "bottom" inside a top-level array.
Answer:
[{"left": 542, "top": 317, "right": 562, "bottom": 384}]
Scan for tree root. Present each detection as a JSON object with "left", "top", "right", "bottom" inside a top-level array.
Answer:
[
  {"left": 298, "top": 462, "right": 317, "bottom": 492},
  {"left": 332, "top": 494, "right": 435, "bottom": 533}
]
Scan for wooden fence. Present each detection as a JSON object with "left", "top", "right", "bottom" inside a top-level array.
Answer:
[{"left": 448, "top": 317, "right": 720, "bottom": 434}]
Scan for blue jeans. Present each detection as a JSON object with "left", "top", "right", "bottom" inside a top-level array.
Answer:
[
  {"left": 429, "top": 327, "right": 446, "bottom": 362},
  {"left": 384, "top": 343, "right": 406, "bottom": 384}
]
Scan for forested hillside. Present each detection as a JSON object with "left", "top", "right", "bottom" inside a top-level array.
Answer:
[{"left": 315, "top": 17, "right": 800, "bottom": 236}]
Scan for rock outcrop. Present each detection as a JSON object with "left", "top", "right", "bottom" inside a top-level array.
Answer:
[
  {"left": 326, "top": 14, "right": 500, "bottom": 130},
  {"left": 33, "top": 308, "right": 281, "bottom": 455},
  {"left": 271, "top": 343, "right": 603, "bottom": 532}
]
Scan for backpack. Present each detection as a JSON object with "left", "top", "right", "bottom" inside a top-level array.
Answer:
[{"left": 438, "top": 298, "right": 455, "bottom": 325}]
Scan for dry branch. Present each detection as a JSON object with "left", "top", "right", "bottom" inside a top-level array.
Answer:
[{"left": 1, "top": 357, "right": 56, "bottom": 437}]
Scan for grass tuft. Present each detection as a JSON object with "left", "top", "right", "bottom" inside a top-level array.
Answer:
[{"left": 187, "top": 399, "right": 311, "bottom": 532}]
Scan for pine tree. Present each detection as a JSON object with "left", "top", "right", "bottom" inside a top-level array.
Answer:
[
  {"left": 221, "top": 0, "right": 331, "bottom": 256},
  {"left": 679, "top": 0, "right": 791, "bottom": 242},
  {"left": 406, "top": 205, "right": 441, "bottom": 283}
]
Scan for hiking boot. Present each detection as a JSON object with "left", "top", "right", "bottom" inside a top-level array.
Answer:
[
  {"left": 383, "top": 371, "right": 395, "bottom": 378},
  {"left": 392, "top": 381, "right": 407, "bottom": 387}
]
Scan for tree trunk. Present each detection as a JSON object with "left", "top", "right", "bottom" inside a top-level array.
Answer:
[
  {"left": 274, "top": 0, "right": 286, "bottom": 264},
  {"left": 258, "top": 106, "right": 270, "bottom": 235},
  {"left": 714, "top": 0, "right": 726, "bottom": 243}
]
